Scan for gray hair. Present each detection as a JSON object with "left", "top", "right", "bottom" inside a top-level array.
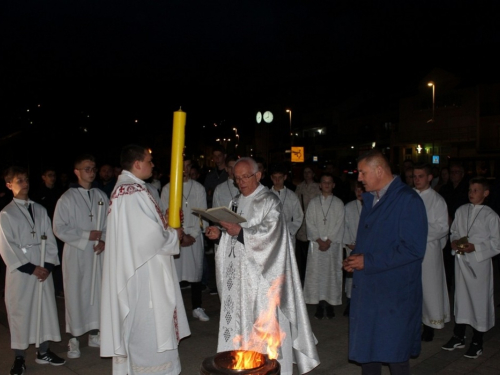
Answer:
[{"left": 234, "top": 157, "right": 259, "bottom": 173}]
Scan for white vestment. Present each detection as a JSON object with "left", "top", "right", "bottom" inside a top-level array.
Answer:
[
  {"left": 161, "top": 179, "right": 208, "bottom": 282},
  {"left": 343, "top": 199, "right": 362, "bottom": 299},
  {"left": 271, "top": 186, "right": 304, "bottom": 237},
  {"left": 100, "top": 171, "right": 190, "bottom": 375},
  {"left": 213, "top": 178, "right": 239, "bottom": 209},
  {"left": 53, "top": 186, "right": 109, "bottom": 335},
  {"left": 303, "top": 195, "right": 345, "bottom": 305},
  {"left": 450, "top": 203, "right": 500, "bottom": 332},
  {"left": 295, "top": 181, "right": 320, "bottom": 242},
  {"left": 0, "top": 199, "right": 61, "bottom": 349},
  {"left": 215, "top": 185, "right": 320, "bottom": 375},
  {"left": 415, "top": 187, "right": 450, "bottom": 329}
]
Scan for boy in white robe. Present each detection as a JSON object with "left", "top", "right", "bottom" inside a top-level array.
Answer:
[
  {"left": 342, "top": 181, "right": 364, "bottom": 316},
  {"left": 53, "top": 154, "right": 109, "bottom": 359},
  {"left": 442, "top": 177, "right": 500, "bottom": 358},
  {"left": 270, "top": 164, "right": 303, "bottom": 238},
  {"left": 161, "top": 158, "right": 209, "bottom": 321},
  {"left": 0, "top": 166, "right": 65, "bottom": 375},
  {"left": 304, "top": 173, "right": 345, "bottom": 319},
  {"left": 413, "top": 163, "right": 450, "bottom": 342}
]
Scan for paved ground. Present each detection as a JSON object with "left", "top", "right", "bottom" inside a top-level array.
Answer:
[{"left": 1, "top": 256, "right": 500, "bottom": 374}]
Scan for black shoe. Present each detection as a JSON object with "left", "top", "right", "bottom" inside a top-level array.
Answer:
[
  {"left": 10, "top": 356, "right": 25, "bottom": 375},
  {"left": 343, "top": 303, "right": 350, "bottom": 317},
  {"left": 463, "top": 342, "right": 483, "bottom": 359},
  {"left": 209, "top": 287, "right": 218, "bottom": 295},
  {"left": 326, "top": 305, "right": 335, "bottom": 319},
  {"left": 35, "top": 349, "right": 66, "bottom": 366},
  {"left": 421, "top": 325, "right": 434, "bottom": 342},
  {"left": 442, "top": 335, "right": 466, "bottom": 351},
  {"left": 314, "top": 304, "right": 324, "bottom": 320}
]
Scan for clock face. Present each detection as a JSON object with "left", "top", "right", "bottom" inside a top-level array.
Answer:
[
  {"left": 263, "top": 111, "right": 273, "bottom": 123},
  {"left": 256, "top": 111, "right": 262, "bottom": 124}
]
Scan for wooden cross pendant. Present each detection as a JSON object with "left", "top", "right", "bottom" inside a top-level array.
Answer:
[
  {"left": 89, "top": 212, "right": 94, "bottom": 221},
  {"left": 31, "top": 230, "right": 36, "bottom": 238},
  {"left": 323, "top": 218, "right": 327, "bottom": 225}
]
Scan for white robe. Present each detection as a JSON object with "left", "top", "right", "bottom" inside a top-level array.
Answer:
[
  {"left": 161, "top": 179, "right": 207, "bottom": 282},
  {"left": 53, "top": 186, "right": 109, "bottom": 336},
  {"left": 303, "top": 195, "right": 345, "bottom": 306},
  {"left": 100, "top": 171, "right": 190, "bottom": 375},
  {"left": 295, "top": 181, "right": 321, "bottom": 242},
  {"left": 343, "top": 199, "right": 362, "bottom": 299},
  {"left": 271, "top": 186, "right": 304, "bottom": 237},
  {"left": 450, "top": 203, "right": 500, "bottom": 332},
  {"left": 415, "top": 187, "right": 450, "bottom": 329},
  {"left": 0, "top": 199, "right": 61, "bottom": 349},
  {"left": 213, "top": 178, "right": 239, "bottom": 209},
  {"left": 215, "top": 185, "right": 320, "bottom": 375}
]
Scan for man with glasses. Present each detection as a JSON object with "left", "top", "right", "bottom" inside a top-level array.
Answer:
[
  {"left": 205, "top": 157, "right": 320, "bottom": 375},
  {"left": 53, "top": 154, "right": 109, "bottom": 359}
]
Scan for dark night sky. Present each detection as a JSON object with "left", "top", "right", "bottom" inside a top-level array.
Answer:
[{"left": 1, "top": 1, "right": 500, "bottom": 169}]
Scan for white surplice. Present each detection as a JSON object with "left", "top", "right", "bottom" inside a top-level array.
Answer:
[
  {"left": 53, "top": 186, "right": 109, "bottom": 335},
  {"left": 213, "top": 178, "right": 239, "bottom": 209},
  {"left": 100, "top": 171, "right": 190, "bottom": 375},
  {"left": 303, "top": 194, "right": 345, "bottom": 305},
  {"left": 343, "top": 199, "right": 362, "bottom": 299},
  {"left": 0, "top": 199, "right": 61, "bottom": 349},
  {"left": 415, "top": 187, "right": 450, "bottom": 329},
  {"left": 450, "top": 203, "right": 500, "bottom": 332},
  {"left": 271, "top": 186, "right": 304, "bottom": 237},
  {"left": 295, "top": 181, "right": 320, "bottom": 242},
  {"left": 161, "top": 179, "right": 207, "bottom": 282},
  {"left": 215, "top": 185, "right": 320, "bottom": 375}
]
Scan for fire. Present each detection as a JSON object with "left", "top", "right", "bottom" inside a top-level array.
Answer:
[{"left": 230, "top": 276, "right": 286, "bottom": 369}]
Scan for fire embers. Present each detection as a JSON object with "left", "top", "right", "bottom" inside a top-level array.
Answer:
[{"left": 200, "top": 350, "right": 280, "bottom": 375}]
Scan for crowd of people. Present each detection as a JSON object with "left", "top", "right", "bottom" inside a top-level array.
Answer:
[{"left": 1, "top": 145, "right": 500, "bottom": 375}]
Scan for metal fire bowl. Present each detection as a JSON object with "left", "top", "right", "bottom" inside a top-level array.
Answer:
[{"left": 200, "top": 350, "right": 281, "bottom": 375}]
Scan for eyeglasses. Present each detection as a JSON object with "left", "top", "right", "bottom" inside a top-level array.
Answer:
[
  {"left": 78, "top": 167, "right": 97, "bottom": 174},
  {"left": 234, "top": 173, "right": 256, "bottom": 182}
]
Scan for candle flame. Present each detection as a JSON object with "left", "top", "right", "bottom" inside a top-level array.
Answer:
[{"left": 230, "top": 275, "right": 286, "bottom": 369}]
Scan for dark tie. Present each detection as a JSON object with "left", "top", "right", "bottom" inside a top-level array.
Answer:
[{"left": 27, "top": 204, "right": 34, "bottom": 221}]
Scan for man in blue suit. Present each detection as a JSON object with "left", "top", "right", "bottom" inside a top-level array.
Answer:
[{"left": 343, "top": 150, "right": 428, "bottom": 375}]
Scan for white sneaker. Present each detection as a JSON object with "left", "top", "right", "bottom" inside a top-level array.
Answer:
[
  {"left": 88, "top": 333, "right": 101, "bottom": 348},
  {"left": 193, "top": 307, "right": 210, "bottom": 321},
  {"left": 67, "top": 338, "right": 81, "bottom": 359}
]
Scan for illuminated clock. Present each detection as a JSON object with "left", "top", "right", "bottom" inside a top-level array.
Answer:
[
  {"left": 263, "top": 111, "right": 273, "bottom": 123},
  {"left": 256, "top": 111, "right": 262, "bottom": 124}
]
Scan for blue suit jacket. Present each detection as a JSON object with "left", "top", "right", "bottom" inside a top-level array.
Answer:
[{"left": 349, "top": 176, "right": 428, "bottom": 363}]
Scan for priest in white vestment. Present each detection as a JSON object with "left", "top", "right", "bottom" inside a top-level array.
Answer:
[
  {"left": 161, "top": 158, "right": 209, "bottom": 321},
  {"left": 413, "top": 164, "right": 450, "bottom": 342},
  {"left": 53, "top": 154, "right": 109, "bottom": 358},
  {"left": 0, "top": 166, "right": 65, "bottom": 372},
  {"left": 443, "top": 177, "right": 500, "bottom": 358},
  {"left": 100, "top": 145, "right": 190, "bottom": 375},
  {"left": 206, "top": 157, "right": 320, "bottom": 375},
  {"left": 304, "top": 173, "right": 345, "bottom": 319}
]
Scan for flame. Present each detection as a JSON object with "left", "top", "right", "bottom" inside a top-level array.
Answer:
[{"left": 230, "top": 275, "right": 286, "bottom": 369}]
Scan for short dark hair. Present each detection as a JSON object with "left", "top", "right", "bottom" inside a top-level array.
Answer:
[
  {"left": 269, "top": 163, "right": 287, "bottom": 176},
  {"left": 121, "top": 144, "right": 147, "bottom": 171},
  {"left": 4, "top": 166, "right": 28, "bottom": 183},
  {"left": 213, "top": 145, "right": 226, "bottom": 154},
  {"left": 469, "top": 176, "right": 490, "bottom": 191},
  {"left": 414, "top": 163, "right": 433, "bottom": 176},
  {"left": 74, "top": 154, "right": 95, "bottom": 169},
  {"left": 319, "top": 173, "right": 335, "bottom": 182},
  {"left": 226, "top": 154, "right": 238, "bottom": 164}
]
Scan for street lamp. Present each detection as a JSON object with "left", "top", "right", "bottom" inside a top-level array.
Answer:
[
  {"left": 286, "top": 109, "right": 292, "bottom": 148},
  {"left": 427, "top": 82, "right": 435, "bottom": 123}
]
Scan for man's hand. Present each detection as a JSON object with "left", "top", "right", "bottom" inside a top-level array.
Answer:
[
  {"left": 180, "top": 234, "right": 196, "bottom": 247},
  {"left": 316, "top": 238, "right": 331, "bottom": 251},
  {"left": 33, "top": 266, "right": 49, "bottom": 282},
  {"left": 461, "top": 242, "right": 475, "bottom": 253},
  {"left": 175, "top": 227, "right": 185, "bottom": 242},
  {"left": 206, "top": 226, "right": 221, "bottom": 240},
  {"left": 220, "top": 221, "right": 241, "bottom": 237},
  {"left": 343, "top": 253, "right": 364, "bottom": 272},
  {"left": 94, "top": 240, "right": 105, "bottom": 254},
  {"left": 89, "top": 230, "right": 102, "bottom": 241}
]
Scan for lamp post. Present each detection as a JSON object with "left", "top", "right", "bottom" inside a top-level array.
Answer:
[
  {"left": 286, "top": 109, "right": 292, "bottom": 148},
  {"left": 427, "top": 82, "right": 435, "bottom": 123}
]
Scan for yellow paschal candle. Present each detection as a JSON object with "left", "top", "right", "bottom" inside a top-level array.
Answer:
[{"left": 168, "top": 108, "right": 186, "bottom": 228}]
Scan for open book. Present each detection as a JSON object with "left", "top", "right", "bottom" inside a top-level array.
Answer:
[{"left": 191, "top": 206, "right": 246, "bottom": 224}]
